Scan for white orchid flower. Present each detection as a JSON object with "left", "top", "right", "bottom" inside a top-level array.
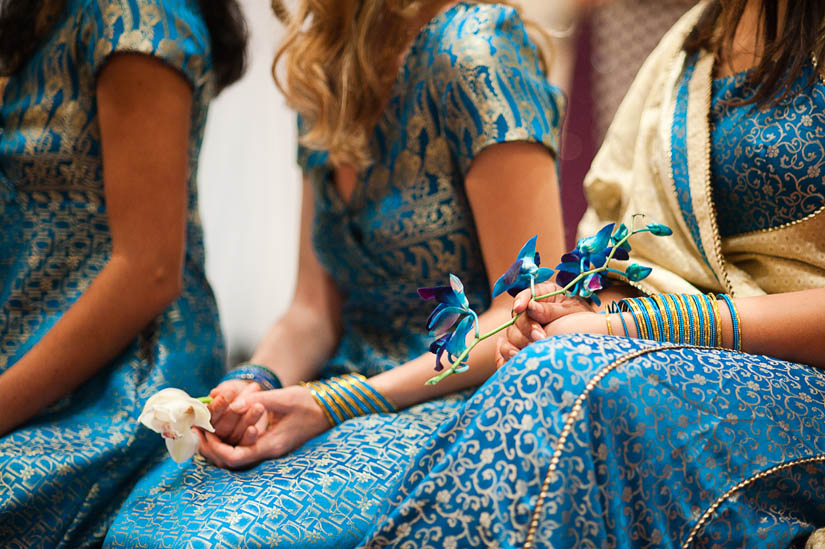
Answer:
[{"left": 138, "top": 388, "right": 214, "bottom": 463}]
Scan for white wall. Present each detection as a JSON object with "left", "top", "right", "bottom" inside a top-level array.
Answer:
[
  {"left": 197, "top": 0, "right": 576, "bottom": 364},
  {"left": 198, "top": 0, "right": 300, "bottom": 363}
]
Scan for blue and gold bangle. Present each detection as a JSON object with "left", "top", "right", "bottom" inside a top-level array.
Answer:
[
  {"left": 641, "top": 297, "right": 664, "bottom": 341},
  {"left": 635, "top": 298, "right": 657, "bottom": 341},
  {"left": 662, "top": 294, "right": 683, "bottom": 343},
  {"left": 716, "top": 294, "right": 742, "bottom": 351},
  {"left": 608, "top": 302, "right": 631, "bottom": 337},
  {"left": 302, "top": 374, "right": 396, "bottom": 427},
  {"left": 221, "top": 363, "right": 283, "bottom": 391},
  {"left": 621, "top": 298, "right": 647, "bottom": 340},
  {"left": 650, "top": 295, "right": 674, "bottom": 343},
  {"left": 688, "top": 294, "right": 707, "bottom": 346}
]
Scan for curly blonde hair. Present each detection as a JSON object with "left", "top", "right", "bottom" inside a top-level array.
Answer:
[{"left": 272, "top": 0, "right": 550, "bottom": 168}]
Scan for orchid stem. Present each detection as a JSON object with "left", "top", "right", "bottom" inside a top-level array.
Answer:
[
  {"left": 426, "top": 217, "right": 645, "bottom": 385},
  {"left": 197, "top": 396, "right": 213, "bottom": 404}
]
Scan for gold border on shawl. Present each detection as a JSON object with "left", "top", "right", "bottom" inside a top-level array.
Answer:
[{"left": 685, "top": 52, "right": 734, "bottom": 295}]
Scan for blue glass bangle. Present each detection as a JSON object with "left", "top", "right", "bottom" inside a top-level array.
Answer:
[
  {"left": 716, "top": 294, "right": 741, "bottom": 351},
  {"left": 635, "top": 298, "right": 656, "bottom": 341},
  {"left": 618, "top": 299, "right": 644, "bottom": 339},
  {"left": 221, "top": 363, "right": 283, "bottom": 391},
  {"left": 609, "top": 302, "right": 631, "bottom": 337}
]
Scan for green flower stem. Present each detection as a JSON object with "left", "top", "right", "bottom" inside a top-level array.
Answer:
[
  {"left": 426, "top": 220, "right": 644, "bottom": 385},
  {"left": 197, "top": 396, "right": 213, "bottom": 404}
]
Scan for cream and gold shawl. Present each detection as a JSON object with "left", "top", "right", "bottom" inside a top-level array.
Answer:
[{"left": 578, "top": 1, "right": 825, "bottom": 297}]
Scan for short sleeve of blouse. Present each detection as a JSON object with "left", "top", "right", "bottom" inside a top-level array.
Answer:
[
  {"left": 435, "top": 5, "right": 566, "bottom": 176},
  {"left": 79, "top": 0, "right": 213, "bottom": 94}
]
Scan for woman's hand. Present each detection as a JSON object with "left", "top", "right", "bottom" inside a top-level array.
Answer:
[
  {"left": 207, "top": 379, "right": 269, "bottom": 445},
  {"left": 496, "top": 282, "right": 595, "bottom": 366},
  {"left": 197, "top": 385, "right": 329, "bottom": 470}
]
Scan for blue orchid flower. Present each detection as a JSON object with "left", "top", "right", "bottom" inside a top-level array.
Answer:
[
  {"left": 492, "top": 236, "right": 555, "bottom": 298},
  {"left": 555, "top": 223, "right": 630, "bottom": 307},
  {"left": 418, "top": 274, "right": 473, "bottom": 337},
  {"left": 419, "top": 274, "right": 479, "bottom": 371},
  {"left": 428, "top": 315, "right": 475, "bottom": 372}
]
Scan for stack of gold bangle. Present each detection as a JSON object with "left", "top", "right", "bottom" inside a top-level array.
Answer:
[
  {"left": 609, "top": 293, "right": 741, "bottom": 351},
  {"left": 301, "top": 373, "right": 396, "bottom": 427}
]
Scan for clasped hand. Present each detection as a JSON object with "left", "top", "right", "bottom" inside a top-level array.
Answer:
[
  {"left": 197, "top": 380, "right": 328, "bottom": 469},
  {"left": 495, "top": 281, "right": 605, "bottom": 367}
]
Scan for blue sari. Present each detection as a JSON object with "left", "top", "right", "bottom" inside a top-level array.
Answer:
[
  {"left": 360, "top": 14, "right": 825, "bottom": 549},
  {"left": 104, "top": 3, "right": 564, "bottom": 547},
  {"left": 0, "top": 1, "right": 223, "bottom": 546}
]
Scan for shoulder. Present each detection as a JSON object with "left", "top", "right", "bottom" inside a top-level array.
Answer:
[
  {"left": 75, "top": 0, "right": 212, "bottom": 90},
  {"left": 424, "top": 2, "right": 538, "bottom": 75}
]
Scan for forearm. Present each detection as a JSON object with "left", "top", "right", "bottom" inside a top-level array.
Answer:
[
  {"left": 248, "top": 305, "right": 339, "bottom": 387},
  {"left": 0, "top": 255, "right": 180, "bottom": 435},
  {"left": 369, "top": 301, "right": 512, "bottom": 410},
  {"left": 734, "top": 289, "right": 825, "bottom": 368}
]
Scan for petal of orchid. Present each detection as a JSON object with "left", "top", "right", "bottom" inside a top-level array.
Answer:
[
  {"left": 580, "top": 223, "right": 614, "bottom": 253},
  {"left": 449, "top": 274, "right": 469, "bottom": 308},
  {"left": 534, "top": 267, "right": 554, "bottom": 284},
  {"left": 585, "top": 273, "right": 604, "bottom": 291},
  {"left": 445, "top": 316, "right": 475, "bottom": 357},
  {"left": 556, "top": 270, "right": 577, "bottom": 288},
  {"left": 590, "top": 249, "right": 611, "bottom": 268},
  {"left": 166, "top": 429, "right": 200, "bottom": 463},
  {"left": 492, "top": 259, "right": 524, "bottom": 298},
  {"left": 560, "top": 252, "right": 581, "bottom": 264},
  {"left": 427, "top": 308, "right": 463, "bottom": 337},
  {"left": 516, "top": 235, "right": 538, "bottom": 261},
  {"left": 612, "top": 247, "right": 630, "bottom": 261},
  {"left": 534, "top": 251, "right": 541, "bottom": 267},
  {"left": 554, "top": 261, "right": 581, "bottom": 273},
  {"left": 418, "top": 285, "right": 452, "bottom": 302},
  {"left": 610, "top": 223, "right": 629, "bottom": 244}
]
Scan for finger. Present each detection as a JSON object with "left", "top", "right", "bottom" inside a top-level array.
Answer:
[
  {"left": 498, "top": 340, "right": 521, "bottom": 362},
  {"left": 525, "top": 300, "right": 569, "bottom": 324},
  {"left": 229, "top": 389, "right": 291, "bottom": 416},
  {"left": 511, "top": 289, "right": 534, "bottom": 315},
  {"left": 206, "top": 433, "right": 266, "bottom": 470},
  {"left": 238, "top": 424, "right": 259, "bottom": 447},
  {"left": 209, "top": 381, "right": 253, "bottom": 424},
  {"left": 227, "top": 403, "right": 265, "bottom": 445},
  {"left": 495, "top": 337, "right": 508, "bottom": 368},
  {"left": 505, "top": 323, "right": 532, "bottom": 351},
  {"left": 197, "top": 430, "right": 226, "bottom": 469}
]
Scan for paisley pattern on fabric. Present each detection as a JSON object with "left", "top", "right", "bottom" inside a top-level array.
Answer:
[
  {"left": 0, "top": 1, "right": 223, "bottom": 547},
  {"left": 105, "top": 2, "right": 564, "bottom": 547},
  {"left": 362, "top": 334, "right": 825, "bottom": 548},
  {"left": 711, "top": 63, "right": 825, "bottom": 237}
]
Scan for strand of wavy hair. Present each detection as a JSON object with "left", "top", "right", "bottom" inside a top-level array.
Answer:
[{"left": 272, "top": 0, "right": 552, "bottom": 169}]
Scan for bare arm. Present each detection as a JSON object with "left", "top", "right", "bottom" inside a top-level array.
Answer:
[
  {"left": 0, "top": 55, "right": 192, "bottom": 435},
  {"left": 503, "top": 286, "right": 825, "bottom": 370},
  {"left": 246, "top": 176, "right": 342, "bottom": 387},
  {"left": 369, "top": 141, "right": 565, "bottom": 407}
]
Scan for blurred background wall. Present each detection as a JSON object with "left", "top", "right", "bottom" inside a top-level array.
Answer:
[{"left": 197, "top": 0, "right": 694, "bottom": 365}]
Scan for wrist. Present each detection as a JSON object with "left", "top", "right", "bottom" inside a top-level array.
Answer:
[{"left": 220, "top": 363, "right": 283, "bottom": 391}]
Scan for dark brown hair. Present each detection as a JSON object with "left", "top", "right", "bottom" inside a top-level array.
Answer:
[
  {"left": 0, "top": 0, "right": 247, "bottom": 93},
  {"left": 684, "top": 0, "right": 825, "bottom": 106}
]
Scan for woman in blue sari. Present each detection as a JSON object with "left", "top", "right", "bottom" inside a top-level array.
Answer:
[
  {"left": 0, "top": 0, "right": 245, "bottom": 546},
  {"left": 362, "top": 0, "right": 825, "bottom": 546},
  {"left": 105, "top": 1, "right": 568, "bottom": 547}
]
